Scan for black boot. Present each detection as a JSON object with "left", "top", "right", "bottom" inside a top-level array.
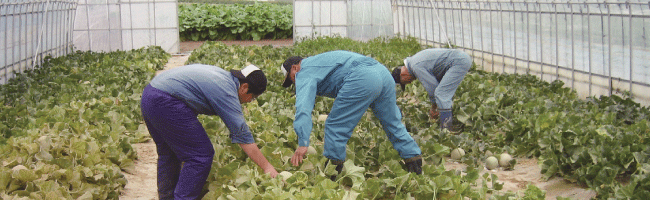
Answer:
[
  {"left": 324, "top": 159, "right": 344, "bottom": 181},
  {"left": 404, "top": 156, "right": 422, "bottom": 175},
  {"left": 439, "top": 109, "right": 453, "bottom": 130}
]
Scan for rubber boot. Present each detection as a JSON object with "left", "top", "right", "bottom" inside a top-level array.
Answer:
[
  {"left": 324, "top": 159, "right": 343, "bottom": 181},
  {"left": 404, "top": 155, "right": 422, "bottom": 175},
  {"left": 439, "top": 109, "right": 453, "bottom": 131}
]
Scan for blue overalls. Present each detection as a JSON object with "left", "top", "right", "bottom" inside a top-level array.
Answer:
[{"left": 293, "top": 50, "right": 422, "bottom": 162}]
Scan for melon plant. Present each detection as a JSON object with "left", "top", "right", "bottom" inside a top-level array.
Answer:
[
  {"left": 189, "top": 38, "right": 501, "bottom": 199},
  {"left": 3, "top": 36, "right": 645, "bottom": 199},
  {"left": 0, "top": 46, "right": 169, "bottom": 198},
  {"left": 188, "top": 37, "right": 650, "bottom": 198}
]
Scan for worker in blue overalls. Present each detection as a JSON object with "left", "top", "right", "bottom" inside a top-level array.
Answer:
[
  {"left": 280, "top": 50, "right": 423, "bottom": 179},
  {"left": 392, "top": 48, "right": 472, "bottom": 131},
  {"left": 140, "top": 64, "right": 278, "bottom": 199}
]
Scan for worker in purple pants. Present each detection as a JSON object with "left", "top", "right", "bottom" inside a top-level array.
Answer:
[{"left": 140, "top": 64, "right": 278, "bottom": 199}]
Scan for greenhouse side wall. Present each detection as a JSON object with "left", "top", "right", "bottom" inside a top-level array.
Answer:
[
  {"left": 293, "top": 0, "right": 393, "bottom": 41},
  {"left": 0, "top": 0, "right": 78, "bottom": 85},
  {"left": 73, "top": 0, "right": 179, "bottom": 54},
  {"left": 392, "top": 0, "right": 650, "bottom": 106}
]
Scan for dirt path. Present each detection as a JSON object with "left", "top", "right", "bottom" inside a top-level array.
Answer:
[
  {"left": 120, "top": 54, "right": 190, "bottom": 200},
  {"left": 120, "top": 140, "right": 158, "bottom": 200},
  {"left": 445, "top": 157, "right": 595, "bottom": 199},
  {"left": 119, "top": 40, "right": 596, "bottom": 199}
]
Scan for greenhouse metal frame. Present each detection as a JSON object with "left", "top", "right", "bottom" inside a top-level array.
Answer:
[
  {"left": 1, "top": 0, "right": 78, "bottom": 84},
  {"left": 2, "top": 0, "right": 649, "bottom": 105},
  {"left": 294, "top": 0, "right": 650, "bottom": 105},
  {"left": 1, "top": 0, "right": 179, "bottom": 85},
  {"left": 391, "top": 0, "right": 650, "bottom": 105}
]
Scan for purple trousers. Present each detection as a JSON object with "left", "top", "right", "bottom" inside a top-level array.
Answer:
[{"left": 140, "top": 84, "right": 215, "bottom": 200}]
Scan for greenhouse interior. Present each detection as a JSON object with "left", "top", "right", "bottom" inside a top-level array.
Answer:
[{"left": 1, "top": 0, "right": 649, "bottom": 199}]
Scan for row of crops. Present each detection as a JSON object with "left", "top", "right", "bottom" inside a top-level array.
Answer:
[
  {"left": 187, "top": 37, "right": 649, "bottom": 199},
  {"left": 0, "top": 37, "right": 648, "bottom": 199},
  {"left": 0, "top": 48, "right": 170, "bottom": 198},
  {"left": 179, "top": 0, "right": 292, "bottom": 5},
  {"left": 179, "top": 3, "right": 293, "bottom": 41}
]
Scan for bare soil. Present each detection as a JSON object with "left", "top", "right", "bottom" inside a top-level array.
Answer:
[
  {"left": 120, "top": 140, "right": 158, "bottom": 200},
  {"left": 445, "top": 158, "right": 596, "bottom": 199},
  {"left": 119, "top": 40, "right": 596, "bottom": 200}
]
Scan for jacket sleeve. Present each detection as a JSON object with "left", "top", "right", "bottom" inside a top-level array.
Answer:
[
  {"left": 204, "top": 83, "right": 255, "bottom": 144},
  {"left": 293, "top": 78, "right": 318, "bottom": 147}
]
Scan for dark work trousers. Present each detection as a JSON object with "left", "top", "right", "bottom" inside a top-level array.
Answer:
[{"left": 140, "top": 84, "right": 215, "bottom": 200}]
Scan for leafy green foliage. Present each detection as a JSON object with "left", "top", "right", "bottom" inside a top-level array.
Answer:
[
  {"left": 178, "top": 0, "right": 292, "bottom": 5},
  {"left": 178, "top": 3, "right": 293, "bottom": 41},
  {"left": 188, "top": 36, "right": 649, "bottom": 199},
  {"left": 186, "top": 37, "right": 510, "bottom": 199},
  {"left": 2, "top": 36, "right": 648, "bottom": 199},
  {"left": 0, "top": 47, "right": 169, "bottom": 198},
  {"left": 454, "top": 71, "right": 650, "bottom": 198}
]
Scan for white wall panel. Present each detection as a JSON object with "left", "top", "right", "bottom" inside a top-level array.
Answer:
[
  {"left": 74, "top": 0, "right": 179, "bottom": 53},
  {"left": 294, "top": 0, "right": 389, "bottom": 40}
]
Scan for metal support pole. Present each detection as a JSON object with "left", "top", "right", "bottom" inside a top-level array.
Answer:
[
  {"left": 4, "top": 4, "right": 9, "bottom": 83},
  {"left": 422, "top": 0, "right": 426, "bottom": 44},
  {"left": 628, "top": 2, "right": 633, "bottom": 94},
  {"left": 417, "top": 0, "right": 421, "bottom": 43},
  {"left": 607, "top": 3, "right": 612, "bottom": 96},
  {"left": 526, "top": 2, "right": 531, "bottom": 74},
  {"left": 451, "top": 1, "right": 456, "bottom": 46},
  {"left": 468, "top": 0, "right": 474, "bottom": 55},
  {"left": 587, "top": 2, "right": 592, "bottom": 97},
  {"left": 570, "top": 2, "right": 575, "bottom": 90},
  {"left": 406, "top": 0, "right": 410, "bottom": 37},
  {"left": 460, "top": 1, "right": 465, "bottom": 49},
  {"left": 554, "top": 2, "right": 559, "bottom": 81},
  {"left": 490, "top": 1, "right": 494, "bottom": 72},
  {"left": 478, "top": 0, "right": 483, "bottom": 68},
  {"left": 500, "top": 3, "right": 505, "bottom": 73},
  {"left": 129, "top": 1, "right": 135, "bottom": 49},
  {"left": 512, "top": 1, "right": 518, "bottom": 74},
  {"left": 17, "top": 3, "right": 22, "bottom": 72},
  {"left": 401, "top": 0, "right": 406, "bottom": 37},
  {"left": 441, "top": 2, "right": 451, "bottom": 47},
  {"left": 538, "top": 1, "right": 543, "bottom": 79}
]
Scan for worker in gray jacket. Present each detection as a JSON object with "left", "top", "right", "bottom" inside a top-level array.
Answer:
[
  {"left": 141, "top": 64, "right": 278, "bottom": 199},
  {"left": 392, "top": 48, "right": 472, "bottom": 130}
]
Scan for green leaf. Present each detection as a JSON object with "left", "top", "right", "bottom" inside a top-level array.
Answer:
[
  {"left": 12, "top": 169, "right": 39, "bottom": 182},
  {"left": 338, "top": 160, "right": 365, "bottom": 190}
]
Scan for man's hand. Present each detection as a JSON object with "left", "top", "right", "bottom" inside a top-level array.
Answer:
[
  {"left": 239, "top": 143, "right": 278, "bottom": 178},
  {"left": 264, "top": 168, "right": 279, "bottom": 178},
  {"left": 429, "top": 104, "right": 439, "bottom": 119},
  {"left": 290, "top": 146, "right": 309, "bottom": 166}
]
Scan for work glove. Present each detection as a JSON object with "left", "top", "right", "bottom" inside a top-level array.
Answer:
[
  {"left": 404, "top": 156, "right": 422, "bottom": 175},
  {"left": 324, "top": 159, "right": 344, "bottom": 181}
]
